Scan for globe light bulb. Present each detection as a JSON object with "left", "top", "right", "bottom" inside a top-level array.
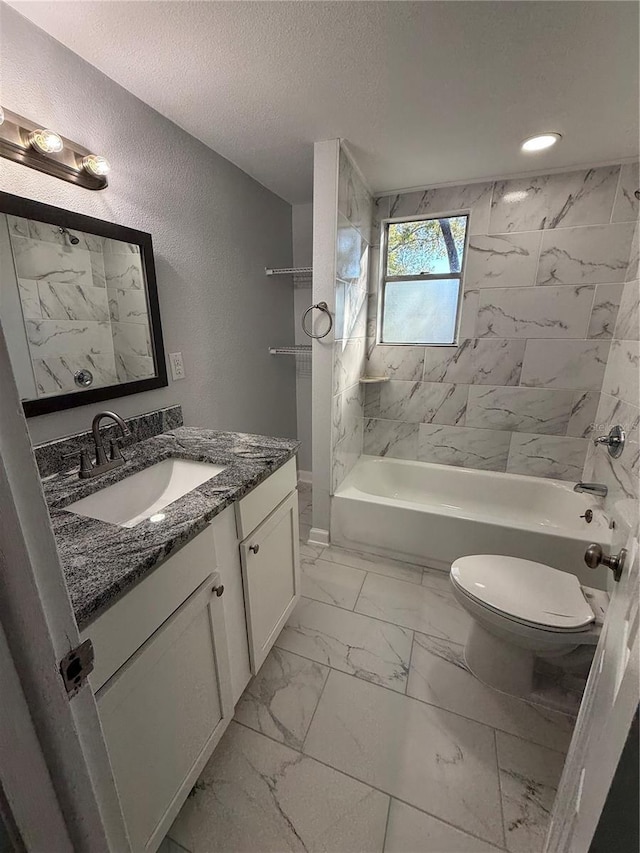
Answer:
[
  {"left": 82, "top": 154, "right": 111, "bottom": 176},
  {"left": 28, "top": 128, "right": 64, "bottom": 154}
]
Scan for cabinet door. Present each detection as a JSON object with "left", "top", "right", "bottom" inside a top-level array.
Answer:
[
  {"left": 96, "top": 575, "right": 232, "bottom": 853},
  {"left": 240, "top": 490, "right": 300, "bottom": 673}
]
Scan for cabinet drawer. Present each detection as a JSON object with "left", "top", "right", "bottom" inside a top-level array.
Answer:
[
  {"left": 240, "top": 490, "right": 300, "bottom": 673},
  {"left": 235, "top": 457, "right": 297, "bottom": 539},
  {"left": 97, "top": 575, "right": 232, "bottom": 853},
  {"left": 82, "top": 525, "right": 216, "bottom": 691}
]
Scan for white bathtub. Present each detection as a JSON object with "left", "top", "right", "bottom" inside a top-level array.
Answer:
[{"left": 331, "top": 456, "right": 611, "bottom": 589}]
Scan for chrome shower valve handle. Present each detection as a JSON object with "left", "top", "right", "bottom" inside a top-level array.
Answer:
[{"left": 593, "top": 425, "right": 625, "bottom": 459}]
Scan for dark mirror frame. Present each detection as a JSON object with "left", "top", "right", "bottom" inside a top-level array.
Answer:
[{"left": 0, "top": 191, "right": 168, "bottom": 417}]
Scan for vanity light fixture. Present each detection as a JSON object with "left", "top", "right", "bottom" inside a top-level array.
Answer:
[
  {"left": 0, "top": 107, "right": 109, "bottom": 190},
  {"left": 82, "top": 154, "right": 111, "bottom": 177},
  {"left": 28, "top": 127, "right": 64, "bottom": 154},
  {"left": 521, "top": 132, "right": 562, "bottom": 152}
]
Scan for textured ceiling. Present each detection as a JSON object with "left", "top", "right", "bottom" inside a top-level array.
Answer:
[{"left": 7, "top": 1, "right": 639, "bottom": 203}]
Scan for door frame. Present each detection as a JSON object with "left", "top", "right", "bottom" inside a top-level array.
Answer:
[{"left": 0, "top": 320, "right": 130, "bottom": 852}]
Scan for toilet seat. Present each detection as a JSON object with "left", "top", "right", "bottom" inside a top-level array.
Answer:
[{"left": 451, "top": 555, "right": 595, "bottom": 632}]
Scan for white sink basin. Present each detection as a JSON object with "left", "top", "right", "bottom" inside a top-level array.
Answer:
[{"left": 65, "top": 458, "right": 227, "bottom": 528}]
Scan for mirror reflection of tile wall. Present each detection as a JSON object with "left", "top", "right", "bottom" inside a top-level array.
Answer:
[{"left": 5, "top": 215, "right": 154, "bottom": 399}]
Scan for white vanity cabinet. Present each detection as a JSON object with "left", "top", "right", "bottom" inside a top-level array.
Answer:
[{"left": 80, "top": 457, "right": 299, "bottom": 852}]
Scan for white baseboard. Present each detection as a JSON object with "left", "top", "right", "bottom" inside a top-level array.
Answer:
[
  {"left": 297, "top": 470, "right": 312, "bottom": 484},
  {"left": 308, "top": 527, "right": 330, "bottom": 546}
]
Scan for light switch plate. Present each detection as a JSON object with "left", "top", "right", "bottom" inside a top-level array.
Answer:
[{"left": 169, "top": 352, "right": 185, "bottom": 381}]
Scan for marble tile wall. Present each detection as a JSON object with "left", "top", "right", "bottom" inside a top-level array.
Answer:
[
  {"left": 364, "top": 163, "right": 639, "bottom": 480},
  {"left": 7, "top": 216, "right": 153, "bottom": 397},
  {"left": 331, "top": 146, "right": 373, "bottom": 491}
]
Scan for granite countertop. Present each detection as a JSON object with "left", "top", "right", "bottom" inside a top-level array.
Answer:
[{"left": 44, "top": 427, "right": 299, "bottom": 629}]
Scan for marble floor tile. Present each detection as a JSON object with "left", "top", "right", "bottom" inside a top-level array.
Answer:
[
  {"left": 496, "top": 731, "right": 566, "bottom": 853},
  {"left": 320, "top": 545, "right": 423, "bottom": 584},
  {"left": 355, "top": 573, "right": 472, "bottom": 644},
  {"left": 384, "top": 799, "right": 504, "bottom": 853},
  {"left": 234, "top": 648, "right": 328, "bottom": 750},
  {"left": 407, "top": 634, "right": 575, "bottom": 753},
  {"left": 421, "top": 567, "right": 454, "bottom": 593},
  {"left": 301, "top": 558, "right": 365, "bottom": 609},
  {"left": 304, "top": 670, "right": 504, "bottom": 846},
  {"left": 276, "top": 597, "right": 412, "bottom": 692},
  {"left": 158, "top": 836, "right": 191, "bottom": 853},
  {"left": 299, "top": 541, "right": 325, "bottom": 561},
  {"left": 169, "top": 722, "right": 388, "bottom": 853}
]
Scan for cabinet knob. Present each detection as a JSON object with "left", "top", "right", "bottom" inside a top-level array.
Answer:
[
  {"left": 213, "top": 584, "right": 225, "bottom": 597},
  {"left": 249, "top": 544, "right": 260, "bottom": 554}
]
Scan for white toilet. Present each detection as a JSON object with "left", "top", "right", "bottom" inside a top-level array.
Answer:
[{"left": 449, "top": 555, "right": 607, "bottom": 699}]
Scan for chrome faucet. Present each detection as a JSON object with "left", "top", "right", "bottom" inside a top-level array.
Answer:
[
  {"left": 574, "top": 482, "right": 608, "bottom": 498},
  {"left": 65, "top": 411, "right": 131, "bottom": 479}
]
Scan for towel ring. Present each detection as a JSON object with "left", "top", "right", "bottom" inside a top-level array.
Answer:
[{"left": 302, "top": 301, "right": 333, "bottom": 339}]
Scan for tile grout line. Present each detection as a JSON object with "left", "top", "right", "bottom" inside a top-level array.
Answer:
[
  {"left": 300, "top": 662, "right": 331, "bottom": 752},
  {"left": 493, "top": 728, "right": 509, "bottom": 851},
  {"left": 352, "top": 566, "right": 369, "bottom": 611},
  {"left": 232, "top": 718, "right": 509, "bottom": 852},
  {"left": 404, "top": 629, "right": 416, "bottom": 696},
  {"left": 381, "top": 795, "right": 392, "bottom": 853},
  {"left": 273, "top": 637, "right": 572, "bottom": 756}
]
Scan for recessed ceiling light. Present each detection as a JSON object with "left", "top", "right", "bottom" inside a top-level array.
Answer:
[{"left": 521, "top": 133, "right": 562, "bottom": 153}]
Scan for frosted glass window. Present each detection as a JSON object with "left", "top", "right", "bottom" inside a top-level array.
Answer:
[{"left": 380, "top": 214, "right": 469, "bottom": 345}]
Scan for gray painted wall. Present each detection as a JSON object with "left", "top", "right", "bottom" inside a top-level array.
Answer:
[{"left": 0, "top": 5, "right": 296, "bottom": 445}]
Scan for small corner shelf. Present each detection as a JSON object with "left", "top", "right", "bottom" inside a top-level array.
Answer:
[
  {"left": 359, "top": 376, "right": 390, "bottom": 384},
  {"left": 269, "top": 346, "right": 312, "bottom": 356}
]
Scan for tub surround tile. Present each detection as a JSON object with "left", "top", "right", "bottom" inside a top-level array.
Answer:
[
  {"left": 90, "top": 251, "right": 106, "bottom": 288},
  {"left": 384, "top": 800, "right": 504, "bottom": 853},
  {"left": 33, "top": 353, "right": 118, "bottom": 397},
  {"left": 338, "top": 148, "right": 373, "bottom": 243},
  {"left": 506, "top": 433, "right": 588, "bottom": 481},
  {"left": 459, "top": 288, "right": 480, "bottom": 338},
  {"left": 332, "top": 384, "right": 363, "bottom": 445},
  {"left": 301, "top": 558, "right": 365, "bottom": 610},
  {"left": 407, "top": 634, "right": 574, "bottom": 753},
  {"left": 519, "top": 339, "right": 610, "bottom": 391},
  {"left": 586, "top": 395, "right": 640, "bottom": 501},
  {"left": 588, "top": 283, "right": 624, "bottom": 339},
  {"left": 355, "top": 573, "right": 472, "bottom": 644},
  {"left": 612, "top": 161, "right": 639, "bottom": 222},
  {"left": 234, "top": 648, "right": 328, "bottom": 750},
  {"left": 466, "top": 385, "right": 574, "bottom": 435},
  {"left": 115, "top": 353, "right": 156, "bottom": 382},
  {"left": 25, "top": 318, "right": 113, "bottom": 358},
  {"left": 465, "top": 232, "right": 542, "bottom": 290},
  {"left": 17, "top": 278, "right": 42, "bottom": 319},
  {"left": 366, "top": 344, "right": 425, "bottom": 381},
  {"left": 489, "top": 166, "right": 620, "bottom": 233},
  {"left": 566, "top": 391, "right": 601, "bottom": 438},
  {"left": 614, "top": 280, "right": 640, "bottom": 340},
  {"left": 476, "top": 285, "right": 594, "bottom": 339},
  {"left": 37, "top": 281, "right": 110, "bottom": 322},
  {"left": 363, "top": 418, "right": 419, "bottom": 459},
  {"left": 168, "top": 722, "right": 388, "bottom": 853},
  {"left": 536, "top": 223, "right": 635, "bottom": 286},
  {"left": 6, "top": 214, "right": 29, "bottom": 238},
  {"left": 422, "top": 338, "right": 525, "bottom": 385},
  {"left": 371, "top": 198, "right": 389, "bottom": 246},
  {"left": 333, "top": 338, "right": 366, "bottom": 395},
  {"left": 364, "top": 380, "right": 467, "bottom": 425},
  {"left": 276, "top": 598, "right": 412, "bottom": 692},
  {"left": 11, "top": 235, "right": 94, "bottom": 286},
  {"left": 42, "top": 426, "right": 298, "bottom": 627},
  {"left": 602, "top": 339, "right": 640, "bottom": 408},
  {"left": 111, "top": 320, "right": 152, "bottom": 358},
  {"left": 103, "top": 252, "right": 144, "bottom": 289},
  {"left": 304, "top": 670, "right": 504, "bottom": 846},
  {"left": 626, "top": 224, "right": 639, "bottom": 281},
  {"left": 111, "top": 288, "right": 149, "bottom": 325},
  {"left": 387, "top": 181, "right": 493, "bottom": 235},
  {"left": 418, "top": 424, "right": 511, "bottom": 472},
  {"left": 496, "top": 731, "right": 566, "bottom": 853}
]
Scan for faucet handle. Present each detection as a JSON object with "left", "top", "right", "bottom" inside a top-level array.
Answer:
[
  {"left": 109, "top": 437, "right": 127, "bottom": 462},
  {"left": 62, "top": 448, "right": 94, "bottom": 478},
  {"left": 593, "top": 425, "right": 625, "bottom": 459}
]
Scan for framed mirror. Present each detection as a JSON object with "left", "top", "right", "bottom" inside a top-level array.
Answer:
[{"left": 0, "top": 192, "right": 167, "bottom": 416}]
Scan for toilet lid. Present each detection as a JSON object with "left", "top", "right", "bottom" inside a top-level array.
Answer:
[{"left": 451, "top": 555, "right": 595, "bottom": 630}]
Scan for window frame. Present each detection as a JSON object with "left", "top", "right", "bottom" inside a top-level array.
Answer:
[{"left": 377, "top": 210, "right": 471, "bottom": 347}]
